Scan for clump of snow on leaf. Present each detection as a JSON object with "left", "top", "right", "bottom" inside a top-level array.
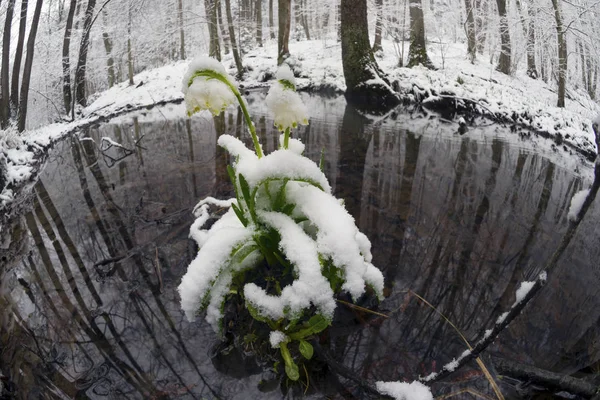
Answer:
[
  {"left": 265, "top": 64, "right": 309, "bottom": 132},
  {"left": 182, "top": 57, "right": 237, "bottom": 116},
  {"left": 269, "top": 331, "right": 288, "bottom": 348},
  {"left": 376, "top": 381, "right": 433, "bottom": 400},
  {"left": 567, "top": 189, "right": 590, "bottom": 221}
]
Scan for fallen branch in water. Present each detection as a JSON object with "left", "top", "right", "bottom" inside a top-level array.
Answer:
[
  {"left": 421, "top": 119, "right": 600, "bottom": 386},
  {"left": 491, "top": 356, "right": 599, "bottom": 398}
]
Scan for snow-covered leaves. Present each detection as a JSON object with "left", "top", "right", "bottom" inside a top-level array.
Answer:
[{"left": 177, "top": 136, "right": 384, "bottom": 329}]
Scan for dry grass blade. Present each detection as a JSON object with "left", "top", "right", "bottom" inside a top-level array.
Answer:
[
  {"left": 410, "top": 290, "right": 505, "bottom": 400},
  {"left": 435, "top": 387, "right": 496, "bottom": 400},
  {"left": 335, "top": 299, "right": 391, "bottom": 319}
]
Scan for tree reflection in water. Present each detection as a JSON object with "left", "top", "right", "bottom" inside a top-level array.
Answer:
[{"left": 1, "top": 93, "right": 598, "bottom": 399}]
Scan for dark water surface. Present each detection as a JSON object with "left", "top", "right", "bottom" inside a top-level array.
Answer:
[{"left": 1, "top": 93, "right": 599, "bottom": 399}]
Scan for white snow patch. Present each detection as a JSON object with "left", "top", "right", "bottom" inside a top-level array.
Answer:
[
  {"left": 269, "top": 330, "right": 288, "bottom": 348},
  {"left": 376, "top": 381, "right": 433, "bottom": 400},
  {"left": 567, "top": 189, "right": 590, "bottom": 221},
  {"left": 496, "top": 312, "right": 509, "bottom": 325},
  {"left": 515, "top": 281, "right": 535, "bottom": 303}
]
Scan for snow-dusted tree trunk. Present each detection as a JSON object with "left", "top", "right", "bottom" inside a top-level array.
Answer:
[
  {"left": 407, "top": 0, "right": 433, "bottom": 68},
  {"left": 256, "top": 0, "right": 263, "bottom": 46},
  {"left": 17, "top": 0, "right": 43, "bottom": 132},
  {"left": 551, "top": 0, "right": 566, "bottom": 107},
  {"left": 495, "top": 0, "right": 511, "bottom": 74},
  {"left": 0, "top": 0, "right": 16, "bottom": 128},
  {"left": 10, "top": 0, "right": 28, "bottom": 117},
  {"left": 464, "top": 0, "right": 477, "bottom": 62},
  {"left": 74, "top": 0, "right": 97, "bottom": 107},
  {"left": 372, "top": 0, "right": 383, "bottom": 52},
  {"left": 269, "top": 0, "right": 275, "bottom": 39},
  {"left": 177, "top": 0, "right": 186, "bottom": 59},
  {"left": 101, "top": 10, "right": 116, "bottom": 88},
  {"left": 205, "top": 0, "right": 221, "bottom": 61},
  {"left": 277, "top": 0, "right": 291, "bottom": 64},
  {"left": 340, "top": 0, "right": 399, "bottom": 108},
  {"left": 224, "top": 0, "right": 244, "bottom": 77},
  {"left": 217, "top": 0, "right": 230, "bottom": 54},
  {"left": 62, "top": 0, "right": 76, "bottom": 115}
]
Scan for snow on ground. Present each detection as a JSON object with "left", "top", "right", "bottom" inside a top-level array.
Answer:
[{"left": 1, "top": 38, "right": 599, "bottom": 221}]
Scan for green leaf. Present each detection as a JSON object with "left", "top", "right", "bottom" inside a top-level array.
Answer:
[
  {"left": 238, "top": 174, "right": 256, "bottom": 222},
  {"left": 231, "top": 203, "right": 248, "bottom": 226},
  {"left": 273, "top": 179, "right": 289, "bottom": 211},
  {"left": 280, "top": 343, "right": 300, "bottom": 381},
  {"left": 307, "top": 315, "right": 330, "bottom": 334},
  {"left": 299, "top": 340, "right": 313, "bottom": 360},
  {"left": 285, "top": 362, "right": 300, "bottom": 381},
  {"left": 281, "top": 203, "right": 296, "bottom": 216},
  {"left": 247, "top": 302, "right": 269, "bottom": 323},
  {"left": 319, "top": 147, "right": 325, "bottom": 172},
  {"left": 279, "top": 79, "right": 296, "bottom": 91}
]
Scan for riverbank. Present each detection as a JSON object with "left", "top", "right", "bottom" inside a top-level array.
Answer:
[{"left": 1, "top": 38, "right": 599, "bottom": 227}]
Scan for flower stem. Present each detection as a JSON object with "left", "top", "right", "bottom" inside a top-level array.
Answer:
[
  {"left": 283, "top": 127, "right": 290, "bottom": 149},
  {"left": 231, "top": 88, "right": 263, "bottom": 158}
]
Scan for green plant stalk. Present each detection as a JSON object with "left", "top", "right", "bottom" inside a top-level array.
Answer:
[
  {"left": 188, "top": 70, "right": 263, "bottom": 158},
  {"left": 283, "top": 127, "right": 290, "bottom": 149}
]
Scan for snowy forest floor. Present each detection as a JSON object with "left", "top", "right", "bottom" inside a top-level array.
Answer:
[{"left": 1, "top": 38, "right": 599, "bottom": 222}]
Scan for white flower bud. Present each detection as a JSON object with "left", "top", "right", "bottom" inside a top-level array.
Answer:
[
  {"left": 265, "top": 65, "right": 309, "bottom": 132},
  {"left": 182, "top": 57, "right": 237, "bottom": 116}
]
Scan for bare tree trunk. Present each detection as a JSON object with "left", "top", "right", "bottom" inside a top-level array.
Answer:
[
  {"left": 551, "top": 0, "right": 566, "bottom": 107},
  {"left": 578, "top": 40, "right": 586, "bottom": 90},
  {"left": 269, "top": 0, "right": 275, "bottom": 39},
  {"left": 205, "top": 0, "right": 221, "bottom": 60},
  {"left": 474, "top": 0, "right": 486, "bottom": 53},
  {"left": 217, "top": 0, "right": 230, "bottom": 53},
  {"left": 224, "top": 0, "right": 244, "bottom": 77},
  {"left": 372, "top": 0, "right": 383, "bottom": 52},
  {"left": 17, "top": 0, "right": 43, "bottom": 132},
  {"left": 587, "top": 51, "right": 596, "bottom": 100},
  {"left": 101, "top": 10, "right": 115, "bottom": 88},
  {"left": 296, "top": 0, "right": 310, "bottom": 40},
  {"left": 127, "top": 4, "right": 134, "bottom": 85},
  {"left": 407, "top": 0, "right": 433, "bottom": 68},
  {"left": 10, "top": 0, "right": 28, "bottom": 117},
  {"left": 74, "top": 0, "right": 97, "bottom": 107},
  {"left": 62, "top": 0, "right": 76, "bottom": 115},
  {"left": 464, "top": 0, "right": 476, "bottom": 62},
  {"left": 525, "top": 0, "right": 537, "bottom": 78},
  {"left": 178, "top": 0, "right": 186, "bottom": 59},
  {"left": 278, "top": 0, "right": 291, "bottom": 64},
  {"left": 0, "top": 0, "right": 16, "bottom": 128},
  {"left": 340, "top": 0, "right": 398, "bottom": 108},
  {"left": 256, "top": 0, "right": 263, "bottom": 46},
  {"left": 496, "top": 0, "right": 511, "bottom": 74}
]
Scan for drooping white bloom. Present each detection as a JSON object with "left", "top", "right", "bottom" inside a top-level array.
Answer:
[
  {"left": 265, "top": 64, "right": 309, "bottom": 132},
  {"left": 182, "top": 57, "right": 237, "bottom": 116}
]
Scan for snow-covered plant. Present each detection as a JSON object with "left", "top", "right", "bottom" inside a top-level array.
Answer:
[{"left": 178, "top": 57, "right": 385, "bottom": 381}]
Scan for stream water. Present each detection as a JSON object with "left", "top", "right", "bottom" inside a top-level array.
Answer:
[{"left": 1, "top": 93, "right": 599, "bottom": 399}]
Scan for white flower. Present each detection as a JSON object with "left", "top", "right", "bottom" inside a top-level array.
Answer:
[
  {"left": 265, "top": 65, "right": 309, "bottom": 132},
  {"left": 182, "top": 57, "right": 237, "bottom": 116}
]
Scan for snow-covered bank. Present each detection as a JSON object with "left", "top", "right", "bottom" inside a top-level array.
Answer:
[{"left": 1, "top": 38, "right": 599, "bottom": 225}]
